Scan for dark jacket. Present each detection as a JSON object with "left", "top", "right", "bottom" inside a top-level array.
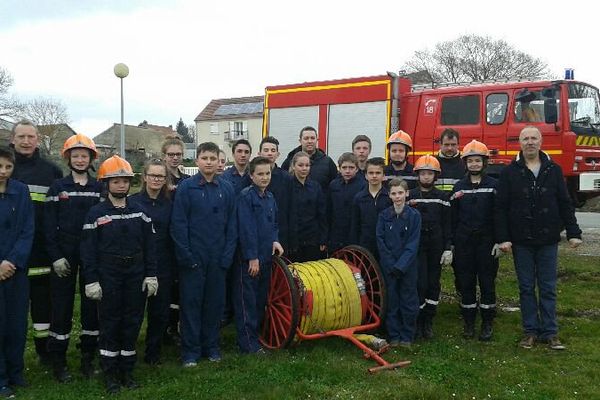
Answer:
[
  {"left": 281, "top": 146, "right": 338, "bottom": 193},
  {"left": 288, "top": 176, "right": 327, "bottom": 251},
  {"left": 451, "top": 174, "right": 497, "bottom": 239},
  {"left": 350, "top": 186, "right": 392, "bottom": 259},
  {"left": 376, "top": 205, "right": 421, "bottom": 277},
  {"left": 222, "top": 166, "right": 249, "bottom": 194},
  {"left": 435, "top": 152, "right": 465, "bottom": 191},
  {"left": 267, "top": 165, "right": 291, "bottom": 250},
  {"left": 494, "top": 151, "right": 581, "bottom": 246},
  {"left": 328, "top": 175, "right": 366, "bottom": 251},
  {"left": 237, "top": 185, "right": 279, "bottom": 266},
  {"left": 170, "top": 174, "right": 237, "bottom": 270},
  {"left": 384, "top": 163, "right": 417, "bottom": 190},
  {"left": 129, "top": 190, "right": 174, "bottom": 277},
  {"left": 408, "top": 187, "right": 452, "bottom": 250},
  {"left": 0, "top": 179, "right": 34, "bottom": 270},
  {"left": 12, "top": 147, "right": 63, "bottom": 268},
  {"left": 80, "top": 198, "right": 157, "bottom": 284},
  {"left": 44, "top": 174, "right": 103, "bottom": 263}
]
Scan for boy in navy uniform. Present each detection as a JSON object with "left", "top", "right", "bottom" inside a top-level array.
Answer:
[
  {"left": 171, "top": 142, "right": 237, "bottom": 365},
  {"left": 350, "top": 157, "right": 391, "bottom": 260},
  {"left": 328, "top": 152, "right": 365, "bottom": 253},
  {"left": 383, "top": 130, "right": 417, "bottom": 190},
  {"left": 376, "top": 178, "right": 421, "bottom": 347},
  {"left": 81, "top": 155, "right": 158, "bottom": 393},
  {"left": 234, "top": 156, "right": 283, "bottom": 354},
  {"left": 45, "top": 134, "right": 103, "bottom": 382},
  {"left": 0, "top": 147, "right": 34, "bottom": 398}
]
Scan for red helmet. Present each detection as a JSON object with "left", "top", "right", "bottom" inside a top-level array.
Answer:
[
  {"left": 414, "top": 155, "right": 441, "bottom": 172},
  {"left": 387, "top": 130, "right": 413, "bottom": 150},
  {"left": 97, "top": 155, "right": 134, "bottom": 180},
  {"left": 62, "top": 134, "right": 98, "bottom": 159}
]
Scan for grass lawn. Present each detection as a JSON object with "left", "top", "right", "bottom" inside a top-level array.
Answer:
[{"left": 15, "top": 246, "right": 600, "bottom": 400}]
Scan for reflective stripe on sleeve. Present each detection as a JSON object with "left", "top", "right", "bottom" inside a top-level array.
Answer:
[
  {"left": 121, "top": 350, "right": 136, "bottom": 356},
  {"left": 28, "top": 267, "right": 52, "bottom": 276},
  {"left": 460, "top": 303, "right": 478, "bottom": 309},
  {"left": 480, "top": 303, "right": 496, "bottom": 309},
  {"left": 81, "top": 330, "right": 100, "bottom": 336},
  {"left": 425, "top": 298, "right": 439, "bottom": 306},
  {"left": 100, "top": 349, "right": 119, "bottom": 357},
  {"left": 49, "top": 331, "right": 70, "bottom": 340},
  {"left": 410, "top": 198, "right": 451, "bottom": 207}
]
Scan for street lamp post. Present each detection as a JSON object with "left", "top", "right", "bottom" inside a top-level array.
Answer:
[{"left": 113, "top": 63, "right": 129, "bottom": 159}]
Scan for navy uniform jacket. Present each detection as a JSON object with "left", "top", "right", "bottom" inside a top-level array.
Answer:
[
  {"left": 0, "top": 179, "right": 34, "bottom": 270},
  {"left": 12, "top": 148, "right": 62, "bottom": 269},
  {"left": 376, "top": 205, "right": 421, "bottom": 276},
  {"left": 170, "top": 174, "right": 237, "bottom": 270},
  {"left": 80, "top": 198, "right": 157, "bottom": 284},
  {"left": 349, "top": 186, "right": 392, "bottom": 258},
  {"left": 435, "top": 152, "right": 465, "bottom": 191},
  {"left": 494, "top": 151, "right": 581, "bottom": 246},
  {"left": 44, "top": 174, "right": 103, "bottom": 262},
  {"left": 281, "top": 147, "right": 338, "bottom": 193},
  {"left": 222, "top": 166, "right": 249, "bottom": 194},
  {"left": 327, "top": 175, "right": 366, "bottom": 250},
  {"left": 408, "top": 187, "right": 452, "bottom": 250},
  {"left": 384, "top": 163, "right": 417, "bottom": 190},
  {"left": 237, "top": 185, "right": 279, "bottom": 266},
  {"left": 288, "top": 176, "right": 327, "bottom": 251},
  {"left": 129, "top": 190, "right": 173, "bottom": 277},
  {"left": 450, "top": 174, "right": 497, "bottom": 239}
]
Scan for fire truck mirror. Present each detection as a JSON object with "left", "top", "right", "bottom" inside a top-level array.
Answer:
[{"left": 544, "top": 98, "right": 558, "bottom": 124}]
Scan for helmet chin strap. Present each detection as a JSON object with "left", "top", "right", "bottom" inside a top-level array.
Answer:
[{"left": 109, "top": 191, "right": 128, "bottom": 199}]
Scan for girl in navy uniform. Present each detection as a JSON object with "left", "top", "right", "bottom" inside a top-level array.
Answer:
[
  {"left": 287, "top": 151, "right": 327, "bottom": 262},
  {"left": 81, "top": 155, "right": 158, "bottom": 394},
  {"left": 129, "top": 159, "right": 173, "bottom": 365},
  {"left": 0, "top": 147, "right": 34, "bottom": 398},
  {"left": 450, "top": 140, "right": 498, "bottom": 341},
  {"left": 234, "top": 156, "right": 283, "bottom": 353}
]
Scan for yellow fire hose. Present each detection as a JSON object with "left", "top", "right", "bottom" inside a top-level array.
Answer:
[{"left": 289, "top": 258, "right": 386, "bottom": 349}]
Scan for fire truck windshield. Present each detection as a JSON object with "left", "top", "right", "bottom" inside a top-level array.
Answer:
[{"left": 568, "top": 83, "right": 600, "bottom": 134}]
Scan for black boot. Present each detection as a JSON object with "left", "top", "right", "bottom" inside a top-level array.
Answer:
[
  {"left": 52, "top": 353, "right": 72, "bottom": 383},
  {"left": 105, "top": 372, "right": 120, "bottom": 394},
  {"left": 121, "top": 371, "right": 140, "bottom": 389},
  {"left": 80, "top": 352, "right": 96, "bottom": 378},
  {"left": 422, "top": 316, "right": 434, "bottom": 340},
  {"left": 463, "top": 320, "right": 475, "bottom": 339},
  {"left": 53, "top": 363, "right": 72, "bottom": 383},
  {"left": 479, "top": 320, "right": 493, "bottom": 342}
]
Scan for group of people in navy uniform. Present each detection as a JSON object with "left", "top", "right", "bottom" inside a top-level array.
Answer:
[{"left": 0, "top": 120, "right": 582, "bottom": 397}]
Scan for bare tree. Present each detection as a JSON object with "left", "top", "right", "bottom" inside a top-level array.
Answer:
[
  {"left": 404, "top": 34, "right": 551, "bottom": 85},
  {"left": 0, "top": 67, "right": 25, "bottom": 118},
  {"left": 19, "top": 97, "right": 70, "bottom": 155}
]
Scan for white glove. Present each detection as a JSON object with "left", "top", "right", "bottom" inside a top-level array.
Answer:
[
  {"left": 85, "top": 282, "right": 102, "bottom": 300},
  {"left": 142, "top": 277, "right": 159, "bottom": 297},
  {"left": 52, "top": 258, "right": 71, "bottom": 278},
  {"left": 491, "top": 244, "right": 503, "bottom": 259},
  {"left": 440, "top": 250, "right": 453, "bottom": 266}
]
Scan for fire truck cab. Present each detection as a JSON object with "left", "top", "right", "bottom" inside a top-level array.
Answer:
[{"left": 263, "top": 74, "right": 600, "bottom": 204}]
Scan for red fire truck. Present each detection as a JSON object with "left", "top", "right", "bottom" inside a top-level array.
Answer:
[{"left": 263, "top": 73, "right": 600, "bottom": 204}]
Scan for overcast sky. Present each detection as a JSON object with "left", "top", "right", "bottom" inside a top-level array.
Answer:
[{"left": 1, "top": 0, "right": 597, "bottom": 137}]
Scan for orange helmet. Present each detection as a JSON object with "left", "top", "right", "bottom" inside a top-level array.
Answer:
[
  {"left": 97, "top": 155, "right": 134, "bottom": 180},
  {"left": 414, "top": 154, "right": 441, "bottom": 172},
  {"left": 387, "top": 130, "right": 413, "bottom": 150},
  {"left": 62, "top": 134, "right": 98, "bottom": 159},
  {"left": 461, "top": 140, "right": 489, "bottom": 159}
]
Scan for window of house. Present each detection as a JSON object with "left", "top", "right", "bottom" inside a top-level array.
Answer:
[
  {"left": 210, "top": 123, "right": 219, "bottom": 135},
  {"left": 441, "top": 95, "right": 480, "bottom": 125},
  {"left": 486, "top": 93, "right": 509, "bottom": 125}
]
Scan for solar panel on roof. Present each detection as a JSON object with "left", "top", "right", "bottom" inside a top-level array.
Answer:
[{"left": 214, "top": 102, "right": 263, "bottom": 116}]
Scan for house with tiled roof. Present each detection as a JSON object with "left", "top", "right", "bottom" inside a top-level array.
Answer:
[
  {"left": 94, "top": 121, "right": 179, "bottom": 164},
  {"left": 194, "top": 96, "right": 264, "bottom": 156}
]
